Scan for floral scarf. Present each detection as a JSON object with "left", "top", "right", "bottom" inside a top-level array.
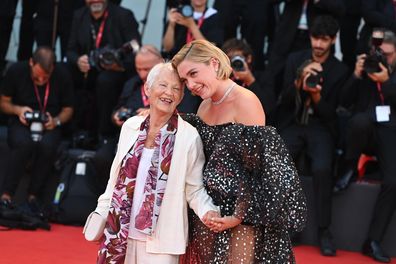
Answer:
[{"left": 97, "top": 113, "right": 178, "bottom": 264}]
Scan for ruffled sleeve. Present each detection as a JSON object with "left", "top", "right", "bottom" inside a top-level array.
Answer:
[{"left": 233, "top": 126, "right": 307, "bottom": 232}]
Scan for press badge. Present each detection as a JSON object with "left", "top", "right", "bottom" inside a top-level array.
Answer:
[
  {"left": 376, "top": 105, "right": 391, "bottom": 122},
  {"left": 75, "top": 162, "right": 87, "bottom": 175}
]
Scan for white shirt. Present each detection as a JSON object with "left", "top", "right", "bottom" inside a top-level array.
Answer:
[{"left": 129, "top": 147, "right": 155, "bottom": 241}]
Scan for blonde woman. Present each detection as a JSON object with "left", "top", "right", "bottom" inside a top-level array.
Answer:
[{"left": 172, "top": 40, "right": 307, "bottom": 263}]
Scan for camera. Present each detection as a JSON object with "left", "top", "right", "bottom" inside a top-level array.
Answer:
[
  {"left": 231, "top": 56, "right": 246, "bottom": 72},
  {"left": 176, "top": 4, "right": 193, "bottom": 17},
  {"left": 167, "top": 0, "right": 193, "bottom": 17},
  {"left": 363, "top": 30, "right": 387, "bottom": 74},
  {"left": 24, "top": 111, "right": 49, "bottom": 142},
  {"left": 89, "top": 39, "right": 140, "bottom": 71},
  {"left": 117, "top": 108, "right": 135, "bottom": 122},
  {"left": 305, "top": 70, "right": 323, "bottom": 88}
]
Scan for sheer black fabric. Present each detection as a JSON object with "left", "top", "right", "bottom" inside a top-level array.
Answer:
[{"left": 181, "top": 114, "right": 307, "bottom": 264}]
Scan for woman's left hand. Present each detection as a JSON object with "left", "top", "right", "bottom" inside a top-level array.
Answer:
[{"left": 209, "top": 215, "right": 242, "bottom": 233}]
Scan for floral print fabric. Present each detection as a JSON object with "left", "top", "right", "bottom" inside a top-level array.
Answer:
[{"left": 97, "top": 113, "right": 178, "bottom": 264}]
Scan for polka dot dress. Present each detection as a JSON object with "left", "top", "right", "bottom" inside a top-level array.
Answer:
[{"left": 181, "top": 114, "right": 307, "bottom": 264}]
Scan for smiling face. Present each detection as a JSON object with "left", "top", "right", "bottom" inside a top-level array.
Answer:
[
  {"left": 145, "top": 65, "right": 184, "bottom": 116},
  {"left": 177, "top": 59, "right": 219, "bottom": 99}
]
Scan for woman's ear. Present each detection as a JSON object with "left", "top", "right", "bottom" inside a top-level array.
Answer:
[
  {"left": 143, "top": 83, "right": 150, "bottom": 97},
  {"left": 210, "top": 57, "right": 220, "bottom": 73}
]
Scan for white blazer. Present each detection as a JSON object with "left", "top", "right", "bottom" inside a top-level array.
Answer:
[{"left": 95, "top": 115, "right": 218, "bottom": 254}]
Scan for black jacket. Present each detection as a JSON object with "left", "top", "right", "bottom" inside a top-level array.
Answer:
[
  {"left": 67, "top": 3, "right": 141, "bottom": 66},
  {"left": 277, "top": 49, "right": 349, "bottom": 131}
]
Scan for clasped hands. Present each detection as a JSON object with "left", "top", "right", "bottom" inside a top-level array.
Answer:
[{"left": 201, "top": 211, "right": 242, "bottom": 233}]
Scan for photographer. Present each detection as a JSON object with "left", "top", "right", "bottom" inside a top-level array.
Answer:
[
  {"left": 221, "top": 38, "right": 276, "bottom": 125},
  {"left": 265, "top": 0, "right": 345, "bottom": 97},
  {"left": 335, "top": 30, "right": 396, "bottom": 263},
  {"left": 67, "top": 0, "right": 141, "bottom": 141},
  {"left": 276, "top": 15, "right": 349, "bottom": 256},
  {"left": 0, "top": 47, "right": 73, "bottom": 216},
  {"left": 162, "top": 0, "right": 223, "bottom": 59}
]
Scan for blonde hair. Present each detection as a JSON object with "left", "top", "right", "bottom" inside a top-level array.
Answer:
[{"left": 171, "top": 39, "right": 232, "bottom": 80}]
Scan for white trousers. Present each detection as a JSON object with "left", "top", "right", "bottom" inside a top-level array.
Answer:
[{"left": 124, "top": 238, "right": 179, "bottom": 264}]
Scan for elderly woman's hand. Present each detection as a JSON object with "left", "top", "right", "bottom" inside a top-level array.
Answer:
[
  {"left": 202, "top": 210, "right": 221, "bottom": 228},
  {"left": 209, "top": 215, "right": 242, "bottom": 233}
]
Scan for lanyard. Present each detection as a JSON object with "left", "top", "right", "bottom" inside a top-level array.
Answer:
[
  {"left": 376, "top": 82, "right": 385, "bottom": 105},
  {"left": 33, "top": 82, "right": 50, "bottom": 113},
  {"left": 186, "top": 12, "right": 205, "bottom": 44},
  {"left": 141, "top": 85, "right": 149, "bottom": 107},
  {"left": 92, "top": 10, "right": 109, "bottom": 49}
]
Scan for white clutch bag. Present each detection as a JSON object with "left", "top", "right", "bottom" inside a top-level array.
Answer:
[{"left": 83, "top": 211, "right": 106, "bottom": 242}]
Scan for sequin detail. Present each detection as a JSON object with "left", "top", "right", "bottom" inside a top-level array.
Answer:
[{"left": 181, "top": 114, "right": 307, "bottom": 264}]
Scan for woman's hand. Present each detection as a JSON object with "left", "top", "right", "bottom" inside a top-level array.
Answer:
[
  {"left": 209, "top": 215, "right": 242, "bottom": 233},
  {"left": 201, "top": 210, "right": 220, "bottom": 229}
]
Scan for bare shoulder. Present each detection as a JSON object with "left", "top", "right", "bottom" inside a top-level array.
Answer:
[{"left": 233, "top": 86, "right": 266, "bottom": 126}]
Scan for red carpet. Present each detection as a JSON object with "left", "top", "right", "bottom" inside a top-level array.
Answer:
[{"left": 0, "top": 224, "right": 394, "bottom": 263}]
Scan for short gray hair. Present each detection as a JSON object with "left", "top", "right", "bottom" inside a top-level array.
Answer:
[
  {"left": 145, "top": 62, "right": 180, "bottom": 89},
  {"left": 383, "top": 30, "right": 396, "bottom": 48}
]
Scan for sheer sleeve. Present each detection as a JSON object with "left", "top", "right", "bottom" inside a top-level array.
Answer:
[
  {"left": 234, "top": 126, "right": 307, "bottom": 232},
  {"left": 180, "top": 113, "right": 199, "bottom": 127}
]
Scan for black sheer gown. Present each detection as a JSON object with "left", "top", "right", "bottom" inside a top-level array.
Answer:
[{"left": 181, "top": 114, "right": 307, "bottom": 264}]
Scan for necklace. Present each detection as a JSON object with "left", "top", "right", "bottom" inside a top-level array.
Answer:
[{"left": 211, "top": 83, "right": 236, "bottom": 105}]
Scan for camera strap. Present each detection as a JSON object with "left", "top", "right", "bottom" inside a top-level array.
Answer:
[
  {"left": 186, "top": 10, "right": 206, "bottom": 44},
  {"left": 33, "top": 82, "right": 50, "bottom": 113},
  {"left": 376, "top": 82, "right": 385, "bottom": 105},
  {"left": 91, "top": 10, "right": 109, "bottom": 49}
]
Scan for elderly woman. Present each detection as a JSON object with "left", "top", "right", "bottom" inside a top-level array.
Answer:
[{"left": 91, "top": 62, "right": 219, "bottom": 264}]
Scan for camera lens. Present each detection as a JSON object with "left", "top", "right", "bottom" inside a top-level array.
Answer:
[
  {"left": 178, "top": 5, "right": 193, "bottom": 17},
  {"left": 30, "top": 122, "right": 44, "bottom": 142},
  {"left": 305, "top": 72, "right": 322, "bottom": 88},
  {"left": 231, "top": 56, "right": 245, "bottom": 72}
]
